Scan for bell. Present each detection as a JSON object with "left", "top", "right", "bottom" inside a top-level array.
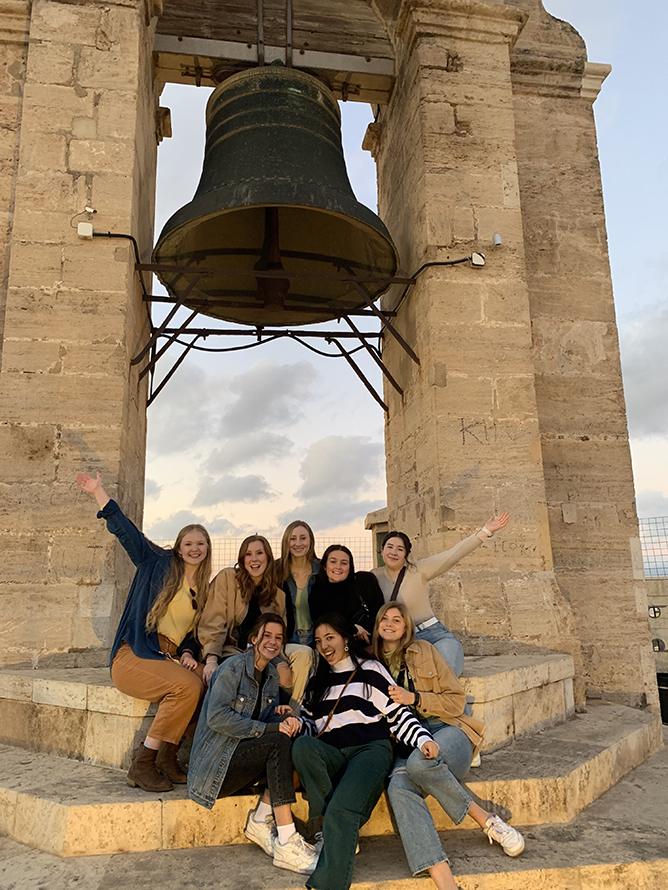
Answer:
[{"left": 152, "top": 63, "right": 398, "bottom": 326}]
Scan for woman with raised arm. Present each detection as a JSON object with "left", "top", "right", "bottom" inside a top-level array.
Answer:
[
  {"left": 276, "top": 520, "right": 320, "bottom": 646},
  {"left": 291, "top": 613, "right": 439, "bottom": 890},
  {"left": 198, "top": 535, "right": 312, "bottom": 712},
  {"left": 76, "top": 472, "right": 212, "bottom": 793},
  {"left": 309, "top": 544, "right": 384, "bottom": 645},
  {"left": 188, "top": 613, "right": 318, "bottom": 876},
  {"left": 371, "top": 513, "right": 509, "bottom": 677},
  {"left": 373, "top": 602, "right": 524, "bottom": 890}
]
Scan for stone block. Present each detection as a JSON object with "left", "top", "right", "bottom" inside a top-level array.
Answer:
[
  {"left": 83, "top": 711, "right": 153, "bottom": 770},
  {"left": 97, "top": 90, "right": 142, "bottom": 141},
  {"left": 13, "top": 793, "right": 68, "bottom": 856},
  {"left": 162, "top": 796, "right": 248, "bottom": 850},
  {"left": 0, "top": 699, "right": 87, "bottom": 759},
  {"left": 0, "top": 785, "right": 17, "bottom": 836},
  {"left": 0, "top": 673, "right": 33, "bottom": 701},
  {"left": 513, "top": 682, "right": 566, "bottom": 737},
  {"left": 471, "top": 695, "right": 513, "bottom": 751},
  {"left": 0, "top": 371, "right": 126, "bottom": 424},
  {"left": 86, "top": 683, "right": 155, "bottom": 719},
  {"left": 61, "top": 241, "right": 131, "bottom": 288},
  {"left": 0, "top": 424, "right": 55, "bottom": 482},
  {"left": 0, "top": 536, "right": 50, "bottom": 582},
  {"left": 0, "top": 338, "right": 63, "bottom": 373},
  {"left": 12, "top": 207, "right": 79, "bottom": 244},
  {"left": 77, "top": 45, "right": 141, "bottom": 92},
  {"left": 69, "top": 138, "right": 133, "bottom": 176},
  {"left": 29, "top": 2, "right": 100, "bottom": 46},
  {"left": 32, "top": 677, "right": 87, "bottom": 709},
  {"left": 7, "top": 242, "right": 62, "bottom": 287},
  {"left": 26, "top": 40, "right": 75, "bottom": 86}
]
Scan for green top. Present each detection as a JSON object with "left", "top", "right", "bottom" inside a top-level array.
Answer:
[{"left": 295, "top": 585, "right": 311, "bottom": 632}]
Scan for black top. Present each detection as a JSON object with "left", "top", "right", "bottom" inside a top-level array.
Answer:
[{"left": 309, "top": 571, "right": 384, "bottom": 635}]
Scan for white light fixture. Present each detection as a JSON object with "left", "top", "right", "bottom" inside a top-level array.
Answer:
[{"left": 493, "top": 233, "right": 502, "bottom": 246}]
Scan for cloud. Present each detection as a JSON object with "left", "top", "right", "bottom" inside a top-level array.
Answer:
[
  {"left": 147, "top": 363, "right": 213, "bottom": 456},
  {"left": 620, "top": 305, "right": 668, "bottom": 437},
  {"left": 220, "top": 360, "right": 317, "bottom": 436},
  {"left": 193, "top": 473, "right": 276, "bottom": 506},
  {"left": 145, "top": 510, "right": 250, "bottom": 540},
  {"left": 206, "top": 432, "right": 293, "bottom": 472},
  {"left": 296, "top": 436, "right": 384, "bottom": 499},
  {"left": 145, "top": 478, "right": 162, "bottom": 500},
  {"left": 278, "top": 497, "right": 385, "bottom": 534},
  {"left": 636, "top": 490, "right": 668, "bottom": 519}
]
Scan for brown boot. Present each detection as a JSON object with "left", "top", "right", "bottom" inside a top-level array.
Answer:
[
  {"left": 156, "top": 741, "right": 188, "bottom": 784},
  {"left": 127, "top": 745, "right": 173, "bottom": 792}
]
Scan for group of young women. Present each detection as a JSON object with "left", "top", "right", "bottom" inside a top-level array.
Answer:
[{"left": 77, "top": 472, "right": 522, "bottom": 890}]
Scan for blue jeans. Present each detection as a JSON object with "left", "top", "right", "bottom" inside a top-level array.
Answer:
[
  {"left": 416, "top": 620, "right": 464, "bottom": 677},
  {"left": 387, "top": 719, "right": 473, "bottom": 875}
]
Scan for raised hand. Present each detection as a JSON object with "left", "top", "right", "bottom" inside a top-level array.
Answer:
[
  {"left": 76, "top": 472, "right": 109, "bottom": 508},
  {"left": 354, "top": 624, "right": 370, "bottom": 643},
  {"left": 484, "top": 512, "right": 509, "bottom": 534}
]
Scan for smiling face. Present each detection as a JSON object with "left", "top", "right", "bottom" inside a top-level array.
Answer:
[
  {"left": 381, "top": 536, "right": 408, "bottom": 572},
  {"left": 179, "top": 531, "right": 208, "bottom": 566},
  {"left": 288, "top": 525, "right": 311, "bottom": 560},
  {"left": 244, "top": 541, "right": 268, "bottom": 580},
  {"left": 252, "top": 621, "right": 284, "bottom": 665},
  {"left": 325, "top": 549, "right": 351, "bottom": 584},
  {"left": 314, "top": 623, "right": 348, "bottom": 665},
  {"left": 378, "top": 607, "right": 406, "bottom": 648}
]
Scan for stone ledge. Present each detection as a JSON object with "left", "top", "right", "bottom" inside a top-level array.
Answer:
[{"left": 0, "top": 702, "right": 660, "bottom": 858}]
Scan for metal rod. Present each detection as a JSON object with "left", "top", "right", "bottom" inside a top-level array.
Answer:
[
  {"left": 147, "top": 337, "right": 201, "bottom": 407},
  {"left": 137, "top": 262, "right": 415, "bottom": 286},
  {"left": 343, "top": 315, "right": 403, "bottom": 395},
  {"left": 158, "top": 327, "right": 381, "bottom": 339},
  {"left": 257, "top": 0, "right": 265, "bottom": 66},
  {"left": 349, "top": 280, "right": 420, "bottom": 365},
  {"left": 328, "top": 338, "right": 388, "bottom": 413},
  {"left": 143, "top": 295, "right": 398, "bottom": 317},
  {"left": 140, "top": 309, "right": 199, "bottom": 380},
  {"left": 285, "top": 0, "right": 293, "bottom": 67},
  {"left": 131, "top": 274, "right": 202, "bottom": 366}
]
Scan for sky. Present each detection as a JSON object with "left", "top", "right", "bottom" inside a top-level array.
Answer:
[{"left": 143, "top": 0, "right": 668, "bottom": 540}]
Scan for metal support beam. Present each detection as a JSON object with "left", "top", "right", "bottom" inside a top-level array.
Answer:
[
  {"left": 349, "top": 280, "right": 420, "bottom": 365},
  {"left": 327, "top": 338, "right": 388, "bottom": 413},
  {"left": 343, "top": 315, "right": 403, "bottom": 396},
  {"left": 139, "top": 309, "right": 199, "bottom": 381},
  {"left": 131, "top": 273, "right": 203, "bottom": 366}
]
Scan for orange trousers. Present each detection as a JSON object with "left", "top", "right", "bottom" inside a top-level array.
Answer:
[{"left": 111, "top": 636, "right": 204, "bottom": 745}]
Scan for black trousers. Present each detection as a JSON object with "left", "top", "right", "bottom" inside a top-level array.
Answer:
[{"left": 217, "top": 731, "right": 296, "bottom": 809}]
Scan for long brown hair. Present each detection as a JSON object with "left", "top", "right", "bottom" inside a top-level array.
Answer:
[
  {"left": 276, "top": 520, "right": 317, "bottom": 585},
  {"left": 371, "top": 601, "right": 416, "bottom": 673},
  {"left": 236, "top": 535, "right": 278, "bottom": 607},
  {"left": 146, "top": 524, "right": 212, "bottom": 632}
]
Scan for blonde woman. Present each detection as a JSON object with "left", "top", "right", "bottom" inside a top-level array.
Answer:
[
  {"left": 199, "top": 536, "right": 313, "bottom": 711},
  {"left": 373, "top": 602, "right": 524, "bottom": 890},
  {"left": 276, "top": 520, "right": 320, "bottom": 646},
  {"left": 76, "top": 472, "right": 212, "bottom": 793}
]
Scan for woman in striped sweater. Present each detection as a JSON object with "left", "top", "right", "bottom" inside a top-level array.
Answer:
[{"left": 292, "top": 612, "right": 439, "bottom": 890}]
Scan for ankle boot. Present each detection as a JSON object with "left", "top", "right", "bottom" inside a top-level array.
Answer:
[
  {"left": 156, "top": 741, "right": 188, "bottom": 783},
  {"left": 127, "top": 745, "right": 173, "bottom": 792}
]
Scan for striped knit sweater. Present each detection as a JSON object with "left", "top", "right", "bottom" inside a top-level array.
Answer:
[{"left": 299, "top": 656, "right": 433, "bottom": 750}]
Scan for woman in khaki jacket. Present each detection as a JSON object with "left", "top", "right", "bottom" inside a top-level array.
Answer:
[
  {"left": 373, "top": 603, "right": 524, "bottom": 890},
  {"left": 199, "top": 535, "right": 312, "bottom": 710}
]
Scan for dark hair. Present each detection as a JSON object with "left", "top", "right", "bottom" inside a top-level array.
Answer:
[
  {"left": 249, "top": 612, "right": 287, "bottom": 652},
  {"left": 317, "top": 544, "right": 355, "bottom": 583},
  {"left": 235, "top": 535, "right": 278, "bottom": 607},
  {"left": 304, "top": 612, "right": 370, "bottom": 708},
  {"left": 381, "top": 530, "right": 412, "bottom": 555}
]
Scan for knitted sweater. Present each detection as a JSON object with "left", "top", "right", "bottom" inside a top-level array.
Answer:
[{"left": 300, "top": 656, "right": 433, "bottom": 751}]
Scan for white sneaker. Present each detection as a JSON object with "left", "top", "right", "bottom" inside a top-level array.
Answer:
[
  {"left": 470, "top": 753, "right": 482, "bottom": 768},
  {"left": 244, "top": 808, "right": 277, "bottom": 857},
  {"left": 314, "top": 832, "right": 359, "bottom": 857},
  {"left": 273, "top": 831, "right": 319, "bottom": 874},
  {"left": 484, "top": 815, "right": 525, "bottom": 857}
]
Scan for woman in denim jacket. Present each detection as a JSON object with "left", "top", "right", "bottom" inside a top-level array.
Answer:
[
  {"left": 373, "top": 603, "right": 524, "bottom": 890},
  {"left": 188, "top": 612, "right": 318, "bottom": 875}
]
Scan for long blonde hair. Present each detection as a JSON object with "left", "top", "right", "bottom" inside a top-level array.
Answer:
[
  {"left": 236, "top": 535, "right": 279, "bottom": 607},
  {"left": 276, "top": 520, "right": 317, "bottom": 585},
  {"left": 146, "top": 524, "right": 212, "bottom": 632},
  {"left": 372, "top": 601, "right": 416, "bottom": 673}
]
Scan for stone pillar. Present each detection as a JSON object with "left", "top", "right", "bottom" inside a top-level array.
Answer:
[
  {"left": 0, "top": 0, "right": 159, "bottom": 667},
  {"left": 510, "top": 0, "right": 658, "bottom": 709},
  {"left": 368, "top": 0, "right": 585, "bottom": 700}
]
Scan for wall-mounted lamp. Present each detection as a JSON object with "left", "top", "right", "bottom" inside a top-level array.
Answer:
[{"left": 493, "top": 233, "right": 503, "bottom": 247}]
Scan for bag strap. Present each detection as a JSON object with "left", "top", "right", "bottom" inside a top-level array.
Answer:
[
  {"left": 316, "top": 662, "right": 363, "bottom": 738},
  {"left": 389, "top": 566, "right": 407, "bottom": 602}
]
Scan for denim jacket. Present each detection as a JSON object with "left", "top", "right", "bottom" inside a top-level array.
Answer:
[
  {"left": 188, "top": 648, "right": 281, "bottom": 809},
  {"left": 283, "top": 559, "right": 321, "bottom": 643}
]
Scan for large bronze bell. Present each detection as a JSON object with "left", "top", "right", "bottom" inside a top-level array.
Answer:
[{"left": 152, "top": 63, "right": 398, "bottom": 326}]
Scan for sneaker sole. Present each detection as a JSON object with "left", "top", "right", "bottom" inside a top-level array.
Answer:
[{"left": 272, "top": 858, "right": 316, "bottom": 875}]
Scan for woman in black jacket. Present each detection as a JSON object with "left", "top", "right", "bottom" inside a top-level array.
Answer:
[{"left": 309, "top": 545, "right": 384, "bottom": 644}]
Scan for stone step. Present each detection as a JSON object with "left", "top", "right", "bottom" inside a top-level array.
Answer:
[
  {"left": 0, "top": 652, "right": 575, "bottom": 769},
  {"left": 1, "top": 725, "right": 666, "bottom": 890},
  {"left": 0, "top": 701, "right": 660, "bottom": 858}
]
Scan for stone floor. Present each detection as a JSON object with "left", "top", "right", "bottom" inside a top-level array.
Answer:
[{"left": 1, "top": 728, "right": 666, "bottom": 890}]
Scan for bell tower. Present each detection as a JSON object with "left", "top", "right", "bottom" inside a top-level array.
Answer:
[{"left": 0, "top": 0, "right": 658, "bottom": 714}]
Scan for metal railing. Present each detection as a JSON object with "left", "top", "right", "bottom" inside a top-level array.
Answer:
[{"left": 639, "top": 517, "right": 668, "bottom": 578}]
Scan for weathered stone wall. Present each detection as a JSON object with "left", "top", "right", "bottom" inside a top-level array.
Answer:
[
  {"left": 0, "top": 0, "right": 159, "bottom": 667},
  {"left": 509, "top": 0, "right": 658, "bottom": 708},
  {"left": 646, "top": 579, "right": 668, "bottom": 673},
  {"left": 369, "top": 0, "right": 585, "bottom": 702}
]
